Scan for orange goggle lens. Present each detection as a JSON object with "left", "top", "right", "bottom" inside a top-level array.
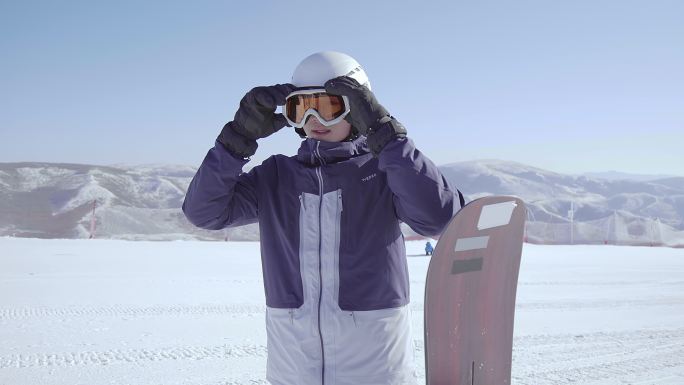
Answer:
[{"left": 285, "top": 92, "right": 346, "bottom": 125}]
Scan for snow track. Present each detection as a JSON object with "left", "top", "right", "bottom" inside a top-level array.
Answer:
[
  {"left": 0, "top": 304, "right": 265, "bottom": 320},
  {"left": 516, "top": 297, "right": 684, "bottom": 310},
  {"left": 2, "top": 294, "right": 682, "bottom": 322},
  {"left": 2, "top": 327, "right": 682, "bottom": 382},
  {"left": 412, "top": 328, "right": 684, "bottom": 384},
  {"left": 512, "top": 328, "right": 684, "bottom": 384},
  {"left": 0, "top": 343, "right": 267, "bottom": 369},
  {"left": 1, "top": 239, "right": 683, "bottom": 384}
]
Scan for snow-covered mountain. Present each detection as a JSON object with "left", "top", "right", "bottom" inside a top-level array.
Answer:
[
  {"left": 440, "top": 159, "right": 684, "bottom": 226},
  {"left": 1, "top": 161, "right": 683, "bottom": 245},
  {"left": 440, "top": 160, "right": 684, "bottom": 246},
  {"left": 582, "top": 170, "right": 680, "bottom": 182},
  {"left": 0, "top": 162, "right": 236, "bottom": 241}
]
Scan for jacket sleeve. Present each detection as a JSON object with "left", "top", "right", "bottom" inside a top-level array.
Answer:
[
  {"left": 377, "top": 135, "right": 458, "bottom": 237},
  {"left": 182, "top": 140, "right": 259, "bottom": 230}
]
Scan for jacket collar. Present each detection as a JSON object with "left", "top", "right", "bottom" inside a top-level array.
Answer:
[{"left": 296, "top": 136, "right": 369, "bottom": 166}]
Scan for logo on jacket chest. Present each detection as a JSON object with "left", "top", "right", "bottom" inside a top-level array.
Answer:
[{"left": 361, "top": 173, "right": 377, "bottom": 183}]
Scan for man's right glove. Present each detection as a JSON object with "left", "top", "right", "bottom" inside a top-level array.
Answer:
[{"left": 218, "top": 84, "right": 296, "bottom": 158}]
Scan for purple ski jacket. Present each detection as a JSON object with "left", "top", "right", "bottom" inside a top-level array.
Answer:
[{"left": 183, "top": 134, "right": 457, "bottom": 384}]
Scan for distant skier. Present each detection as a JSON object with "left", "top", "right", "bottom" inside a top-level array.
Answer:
[
  {"left": 183, "top": 51, "right": 460, "bottom": 385},
  {"left": 425, "top": 241, "right": 434, "bottom": 256}
]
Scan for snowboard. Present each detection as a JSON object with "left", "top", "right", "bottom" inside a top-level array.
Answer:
[{"left": 424, "top": 196, "right": 526, "bottom": 385}]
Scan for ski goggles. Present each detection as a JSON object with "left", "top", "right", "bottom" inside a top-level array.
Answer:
[{"left": 284, "top": 88, "right": 350, "bottom": 128}]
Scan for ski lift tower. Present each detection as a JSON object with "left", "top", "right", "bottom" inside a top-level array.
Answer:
[
  {"left": 89, "top": 199, "right": 99, "bottom": 239},
  {"left": 568, "top": 201, "right": 574, "bottom": 245},
  {"left": 653, "top": 217, "right": 662, "bottom": 246},
  {"left": 525, "top": 207, "right": 536, "bottom": 243}
]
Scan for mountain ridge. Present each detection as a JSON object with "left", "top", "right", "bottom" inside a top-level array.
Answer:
[{"left": 1, "top": 160, "right": 682, "bottom": 245}]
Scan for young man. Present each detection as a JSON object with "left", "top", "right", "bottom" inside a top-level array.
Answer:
[{"left": 183, "top": 51, "right": 459, "bottom": 385}]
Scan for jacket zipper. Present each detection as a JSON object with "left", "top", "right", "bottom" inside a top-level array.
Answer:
[
  {"left": 314, "top": 141, "right": 326, "bottom": 385},
  {"left": 341, "top": 188, "right": 352, "bottom": 328}
]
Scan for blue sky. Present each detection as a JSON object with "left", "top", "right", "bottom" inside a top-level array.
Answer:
[{"left": 2, "top": 0, "right": 683, "bottom": 176}]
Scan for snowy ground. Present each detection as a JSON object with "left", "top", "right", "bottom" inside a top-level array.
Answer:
[{"left": 1, "top": 238, "right": 683, "bottom": 385}]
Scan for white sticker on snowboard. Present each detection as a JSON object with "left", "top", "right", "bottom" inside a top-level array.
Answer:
[
  {"left": 454, "top": 236, "right": 490, "bottom": 252},
  {"left": 477, "top": 201, "right": 517, "bottom": 230}
]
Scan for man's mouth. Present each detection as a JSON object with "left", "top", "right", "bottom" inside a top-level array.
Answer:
[{"left": 311, "top": 128, "right": 331, "bottom": 135}]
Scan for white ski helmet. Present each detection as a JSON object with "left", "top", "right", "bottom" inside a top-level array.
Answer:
[{"left": 291, "top": 51, "right": 371, "bottom": 90}]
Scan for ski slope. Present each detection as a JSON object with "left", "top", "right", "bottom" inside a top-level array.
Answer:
[{"left": 1, "top": 238, "right": 683, "bottom": 384}]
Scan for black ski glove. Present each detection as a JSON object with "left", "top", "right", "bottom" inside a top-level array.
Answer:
[
  {"left": 324, "top": 76, "right": 407, "bottom": 155},
  {"left": 218, "top": 83, "right": 297, "bottom": 158}
]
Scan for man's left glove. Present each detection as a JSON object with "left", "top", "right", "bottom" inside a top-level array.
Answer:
[
  {"left": 218, "top": 83, "right": 297, "bottom": 158},
  {"left": 325, "top": 76, "right": 406, "bottom": 155}
]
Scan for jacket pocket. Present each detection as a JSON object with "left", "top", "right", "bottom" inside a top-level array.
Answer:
[
  {"left": 334, "top": 304, "right": 416, "bottom": 383},
  {"left": 265, "top": 306, "right": 319, "bottom": 382}
]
